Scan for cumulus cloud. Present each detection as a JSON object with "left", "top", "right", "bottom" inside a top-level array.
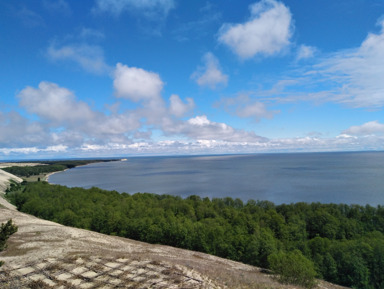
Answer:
[
  {"left": 4, "top": 87, "right": 384, "bottom": 158},
  {"left": 163, "top": 115, "right": 268, "bottom": 143},
  {"left": 17, "top": 82, "right": 94, "bottom": 125},
  {"left": 47, "top": 43, "right": 110, "bottom": 74},
  {"left": 93, "top": 0, "right": 175, "bottom": 18},
  {"left": 342, "top": 121, "right": 384, "bottom": 136},
  {"left": 296, "top": 44, "right": 317, "bottom": 60},
  {"left": 218, "top": 0, "right": 293, "bottom": 59},
  {"left": 169, "top": 94, "right": 194, "bottom": 117},
  {"left": 0, "top": 145, "right": 69, "bottom": 157},
  {"left": 217, "top": 94, "right": 278, "bottom": 121},
  {"left": 12, "top": 60, "right": 384, "bottom": 158},
  {"left": 114, "top": 63, "right": 164, "bottom": 102},
  {"left": 111, "top": 63, "right": 197, "bottom": 132},
  {"left": 0, "top": 111, "right": 48, "bottom": 147},
  {"left": 2, "top": 69, "right": 266, "bottom": 158},
  {"left": 15, "top": 81, "right": 143, "bottom": 149},
  {"left": 237, "top": 102, "right": 276, "bottom": 120},
  {"left": 93, "top": 113, "right": 141, "bottom": 137},
  {"left": 191, "top": 52, "right": 228, "bottom": 89}
]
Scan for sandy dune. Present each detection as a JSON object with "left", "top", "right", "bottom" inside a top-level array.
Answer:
[
  {"left": 0, "top": 163, "right": 42, "bottom": 169},
  {"left": 0, "top": 169, "right": 348, "bottom": 288},
  {"left": 0, "top": 170, "right": 21, "bottom": 210}
]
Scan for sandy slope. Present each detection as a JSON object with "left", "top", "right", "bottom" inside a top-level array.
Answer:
[
  {"left": 0, "top": 163, "right": 42, "bottom": 169},
  {"left": 0, "top": 169, "right": 21, "bottom": 210},
  {"left": 0, "top": 169, "right": 348, "bottom": 289}
]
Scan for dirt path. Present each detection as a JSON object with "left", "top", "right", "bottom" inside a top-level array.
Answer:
[{"left": 0, "top": 168, "right": 348, "bottom": 289}]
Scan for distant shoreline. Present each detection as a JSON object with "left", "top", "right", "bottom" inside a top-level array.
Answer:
[
  {"left": 45, "top": 159, "right": 125, "bottom": 183},
  {"left": 44, "top": 169, "right": 68, "bottom": 182},
  {"left": 42, "top": 152, "right": 384, "bottom": 207}
]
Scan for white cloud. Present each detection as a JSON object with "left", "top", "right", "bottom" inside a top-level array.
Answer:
[
  {"left": 169, "top": 94, "right": 194, "bottom": 117},
  {"left": 93, "top": 113, "right": 141, "bottom": 136},
  {"left": 342, "top": 121, "right": 384, "bottom": 136},
  {"left": 0, "top": 145, "right": 68, "bottom": 157},
  {"left": 0, "top": 111, "right": 48, "bottom": 147},
  {"left": 254, "top": 18, "right": 384, "bottom": 109},
  {"left": 112, "top": 63, "right": 196, "bottom": 134},
  {"left": 1, "top": 77, "right": 277, "bottom": 158},
  {"left": 17, "top": 82, "right": 94, "bottom": 125},
  {"left": 2, "top": 134, "right": 383, "bottom": 159},
  {"left": 239, "top": 102, "right": 275, "bottom": 119},
  {"left": 93, "top": 0, "right": 175, "bottom": 18},
  {"left": 296, "top": 44, "right": 317, "bottom": 60},
  {"left": 218, "top": 0, "right": 293, "bottom": 59},
  {"left": 14, "top": 81, "right": 143, "bottom": 150},
  {"left": 0, "top": 147, "right": 40, "bottom": 156},
  {"left": 312, "top": 19, "right": 384, "bottom": 108},
  {"left": 47, "top": 43, "right": 110, "bottom": 74},
  {"left": 217, "top": 94, "right": 278, "bottom": 121},
  {"left": 114, "top": 63, "right": 164, "bottom": 102},
  {"left": 164, "top": 115, "right": 268, "bottom": 143},
  {"left": 191, "top": 52, "right": 228, "bottom": 89},
  {"left": 3, "top": 97, "right": 384, "bottom": 158}
]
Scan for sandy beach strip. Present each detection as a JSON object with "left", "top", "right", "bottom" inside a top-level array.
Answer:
[
  {"left": 44, "top": 169, "right": 68, "bottom": 182},
  {"left": 0, "top": 162, "right": 43, "bottom": 169}
]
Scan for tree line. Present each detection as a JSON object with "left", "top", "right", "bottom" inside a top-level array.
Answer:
[
  {"left": 2, "top": 160, "right": 113, "bottom": 178},
  {"left": 6, "top": 181, "right": 384, "bottom": 288}
]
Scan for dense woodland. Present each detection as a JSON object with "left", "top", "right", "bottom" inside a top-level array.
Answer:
[
  {"left": 2, "top": 160, "right": 112, "bottom": 178},
  {"left": 3, "top": 164, "right": 67, "bottom": 177},
  {"left": 6, "top": 181, "right": 384, "bottom": 288}
]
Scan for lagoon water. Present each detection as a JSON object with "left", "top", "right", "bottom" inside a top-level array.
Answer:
[{"left": 48, "top": 152, "right": 384, "bottom": 206}]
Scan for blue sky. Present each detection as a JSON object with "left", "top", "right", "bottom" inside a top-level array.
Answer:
[{"left": 1, "top": 0, "right": 384, "bottom": 159}]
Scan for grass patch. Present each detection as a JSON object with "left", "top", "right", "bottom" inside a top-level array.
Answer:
[
  {"left": 23, "top": 174, "right": 48, "bottom": 183},
  {"left": 44, "top": 263, "right": 63, "bottom": 273},
  {"left": 28, "top": 280, "right": 54, "bottom": 289},
  {"left": 0, "top": 219, "right": 18, "bottom": 266}
]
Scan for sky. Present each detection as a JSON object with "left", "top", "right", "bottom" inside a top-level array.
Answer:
[{"left": 1, "top": 0, "right": 384, "bottom": 160}]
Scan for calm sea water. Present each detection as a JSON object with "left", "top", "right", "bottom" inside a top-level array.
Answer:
[{"left": 48, "top": 152, "right": 384, "bottom": 206}]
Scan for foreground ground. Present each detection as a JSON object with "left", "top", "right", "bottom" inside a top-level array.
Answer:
[{"left": 0, "top": 164, "right": 347, "bottom": 288}]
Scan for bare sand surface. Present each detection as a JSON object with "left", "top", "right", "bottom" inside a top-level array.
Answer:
[
  {"left": 0, "top": 169, "right": 348, "bottom": 288},
  {"left": 0, "top": 163, "right": 42, "bottom": 169},
  {"left": 0, "top": 169, "right": 22, "bottom": 210}
]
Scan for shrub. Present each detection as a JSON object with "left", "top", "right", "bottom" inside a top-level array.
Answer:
[
  {"left": 0, "top": 219, "right": 18, "bottom": 266},
  {"left": 268, "top": 250, "right": 317, "bottom": 288}
]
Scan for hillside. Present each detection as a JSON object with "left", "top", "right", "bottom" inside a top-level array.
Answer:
[{"left": 0, "top": 167, "right": 347, "bottom": 289}]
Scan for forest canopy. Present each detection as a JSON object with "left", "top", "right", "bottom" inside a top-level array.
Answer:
[
  {"left": 2, "top": 160, "right": 112, "bottom": 177},
  {"left": 6, "top": 181, "right": 384, "bottom": 289}
]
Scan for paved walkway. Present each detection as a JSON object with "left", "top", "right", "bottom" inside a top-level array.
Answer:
[{"left": 1, "top": 255, "right": 208, "bottom": 289}]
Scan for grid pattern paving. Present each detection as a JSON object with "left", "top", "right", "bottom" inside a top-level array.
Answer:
[{"left": 0, "top": 255, "right": 213, "bottom": 288}]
